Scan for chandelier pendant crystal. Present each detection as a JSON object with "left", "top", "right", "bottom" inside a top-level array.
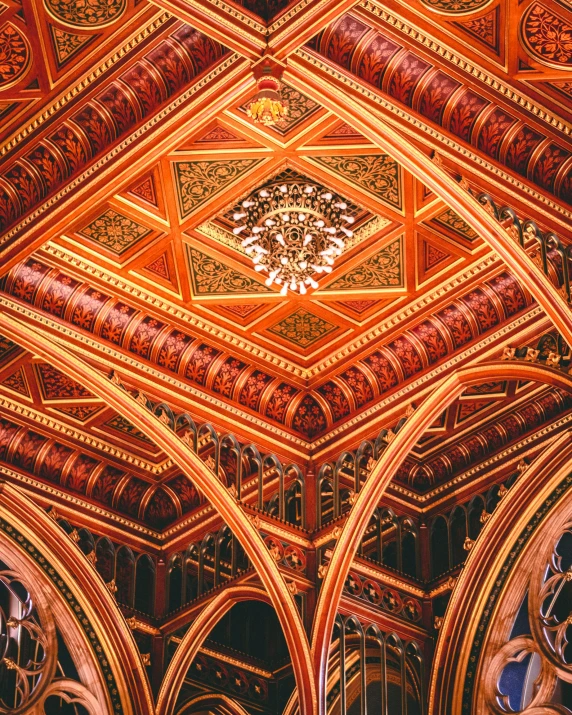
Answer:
[{"left": 233, "top": 180, "right": 355, "bottom": 295}]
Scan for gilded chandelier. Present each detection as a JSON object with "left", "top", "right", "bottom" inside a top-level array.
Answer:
[{"left": 233, "top": 180, "right": 356, "bottom": 295}]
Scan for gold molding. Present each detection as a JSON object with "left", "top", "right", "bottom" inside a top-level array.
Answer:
[
  {"left": 182, "top": 0, "right": 267, "bottom": 37},
  {"left": 361, "top": 0, "right": 572, "bottom": 140},
  {"left": 1, "top": 54, "right": 243, "bottom": 247},
  {"left": 293, "top": 51, "right": 572, "bottom": 227},
  {"left": 389, "top": 411, "right": 572, "bottom": 504},
  {"left": 0, "top": 295, "right": 544, "bottom": 452},
  {"left": 42, "top": 243, "right": 502, "bottom": 380},
  {"left": 312, "top": 306, "right": 545, "bottom": 448},
  {"left": 0, "top": 393, "right": 172, "bottom": 474},
  {"left": 0, "top": 11, "right": 172, "bottom": 159}
]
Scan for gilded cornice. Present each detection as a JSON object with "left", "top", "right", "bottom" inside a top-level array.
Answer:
[
  {"left": 0, "top": 464, "right": 163, "bottom": 538},
  {"left": 350, "top": 558, "right": 425, "bottom": 598},
  {"left": 0, "top": 11, "right": 173, "bottom": 159},
  {"left": 268, "top": 0, "right": 335, "bottom": 33},
  {"left": 1, "top": 53, "right": 243, "bottom": 247},
  {"left": 360, "top": 0, "right": 572, "bottom": 141},
  {"left": 43, "top": 243, "right": 502, "bottom": 380},
  {"left": 312, "top": 306, "right": 545, "bottom": 449},
  {"left": 0, "top": 294, "right": 544, "bottom": 452},
  {"left": 291, "top": 52, "right": 572, "bottom": 228},
  {"left": 0, "top": 393, "right": 173, "bottom": 474},
  {"left": 389, "top": 411, "right": 572, "bottom": 505}
]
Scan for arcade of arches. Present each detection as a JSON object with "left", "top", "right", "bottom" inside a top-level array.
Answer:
[{"left": 0, "top": 0, "right": 572, "bottom": 712}]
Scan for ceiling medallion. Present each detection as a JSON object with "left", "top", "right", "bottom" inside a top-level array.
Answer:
[
  {"left": 233, "top": 180, "right": 356, "bottom": 295},
  {"left": 246, "top": 60, "right": 288, "bottom": 126}
]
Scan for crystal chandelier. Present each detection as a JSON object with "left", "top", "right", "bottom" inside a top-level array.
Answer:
[{"left": 233, "top": 180, "right": 355, "bottom": 295}]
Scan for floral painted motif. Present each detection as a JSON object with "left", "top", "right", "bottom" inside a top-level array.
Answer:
[
  {"left": 0, "top": 367, "right": 29, "bottom": 396},
  {"left": 291, "top": 395, "right": 327, "bottom": 438},
  {"left": 461, "top": 288, "right": 500, "bottom": 331},
  {"left": 311, "top": 154, "right": 401, "bottom": 209},
  {"left": 211, "top": 357, "right": 247, "bottom": 397},
  {"left": 267, "top": 308, "right": 338, "bottom": 348},
  {"left": 334, "top": 300, "right": 378, "bottom": 315},
  {"left": 387, "top": 338, "right": 423, "bottom": 378},
  {"left": 4, "top": 259, "right": 532, "bottom": 437},
  {"left": 52, "top": 404, "right": 104, "bottom": 422},
  {"left": 173, "top": 159, "right": 262, "bottom": 218},
  {"left": 49, "top": 26, "right": 93, "bottom": 67},
  {"left": 145, "top": 488, "right": 177, "bottom": 528},
  {"left": 404, "top": 392, "right": 572, "bottom": 489},
  {"left": 419, "top": 0, "right": 493, "bottom": 13},
  {"left": 318, "top": 382, "right": 351, "bottom": 421},
  {"left": 43, "top": 0, "right": 126, "bottom": 27},
  {"left": 308, "top": 14, "right": 572, "bottom": 203},
  {"left": 265, "top": 383, "right": 299, "bottom": 423},
  {"left": 363, "top": 352, "right": 399, "bottom": 392},
  {"left": 66, "top": 454, "right": 99, "bottom": 493},
  {"left": 432, "top": 208, "right": 479, "bottom": 242},
  {"left": 105, "top": 414, "right": 154, "bottom": 445},
  {"left": 36, "top": 363, "right": 94, "bottom": 400},
  {"left": 187, "top": 247, "right": 269, "bottom": 296},
  {"left": 324, "top": 236, "right": 403, "bottom": 291},
  {"left": 419, "top": 72, "right": 461, "bottom": 123},
  {"left": 167, "top": 474, "right": 201, "bottom": 512},
  {"left": 185, "top": 344, "right": 220, "bottom": 386},
  {"left": 436, "top": 304, "right": 474, "bottom": 348},
  {"left": 0, "top": 29, "right": 226, "bottom": 234},
  {"left": 238, "top": 371, "right": 273, "bottom": 411},
  {"left": 78, "top": 209, "right": 152, "bottom": 255},
  {"left": 38, "top": 442, "right": 74, "bottom": 483},
  {"left": 339, "top": 366, "right": 374, "bottom": 407},
  {"left": 157, "top": 331, "right": 192, "bottom": 372},
  {"left": 129, "top": 316, "right": 165, "bottom": 359},
  {"left": 411, "top": 321, "right": 448, "bottom": 364},
  {"left": 455, "top": 8, "right": 498, "bottom": 49},
  {"left": 522, "top": 3, "right": 572, "bottom": 66},
  {"left": 144, "top": 253, "right": 169, "bottom": 281},
  {"left": 424, "top": 241, "right": 450, "bottom": 270},
  {"left": 0, "top": 22, "right": 30, "bottom": 87},
  {"left": 0, "top": 334, "right": 17, "bottom": 362},
  {"left": 388, "top": 54, "right": 431, "bottom": 107}
]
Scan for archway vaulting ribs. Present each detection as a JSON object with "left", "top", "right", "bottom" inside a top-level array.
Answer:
[{"left": 0, "top": 0, "right": 571, "bottom": 713}]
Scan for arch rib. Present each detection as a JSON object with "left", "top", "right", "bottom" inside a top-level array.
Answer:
[
  {"left": 156, "top": 586, "right": 272, "bottom": 715},
  {"left": 0, "top": 306, "right": 317, "bottom": 715},
  {"left": 310, "top": 361, "right": 572, "bottom": 715},
  {"left": 285, "top": 60, "right": 572, "bottom": 347}
]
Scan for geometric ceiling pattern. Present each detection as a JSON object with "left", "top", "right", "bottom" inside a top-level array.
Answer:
[
  {"left": 1, "top": 0, "right": 572, "bottom": 711},
  {"left": 0, "top": 0, "right": 569, "bottom": 523}
]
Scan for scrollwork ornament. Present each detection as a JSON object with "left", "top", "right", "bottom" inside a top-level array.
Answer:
[
  {"left": 0, "top": 569, "right": 57, "bottom": 714},
  {"left": 419, "top": 0, "right": 494, "bottom": 14},
  {"left": 43, "top": 0, "right": 126, "bottom": 28},
  {"left": 0, "top": 22, "right": 31, "bottom": 89}
]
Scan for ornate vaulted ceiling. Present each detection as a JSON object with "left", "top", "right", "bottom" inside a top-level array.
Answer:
[{"left": 0, "top": 0, "right": 571, "bottom": 535}]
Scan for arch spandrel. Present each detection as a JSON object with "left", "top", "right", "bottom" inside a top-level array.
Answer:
[
  {"left": 0, "top": 306, "right": 318, "bottom": 715},
  {"left": 427, "top": 429, "right": 572, "bottom": 715},
  {"left": 0, "top": 481, "right": 153, "bottom": 715},
  {"left": 311, "top": 361, "right": 572, "bottom": 715}
]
